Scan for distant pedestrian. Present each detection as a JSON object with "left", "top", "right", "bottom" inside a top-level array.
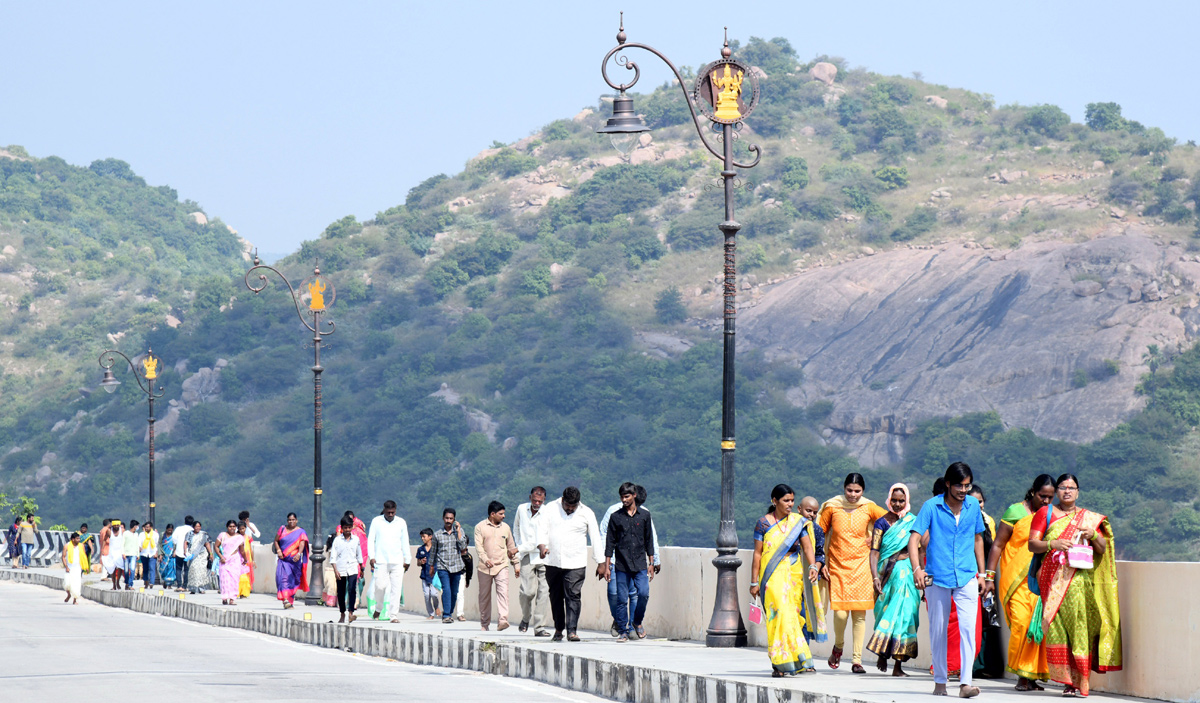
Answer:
[
  {"left": 102, "top": 520, "right": 125, "bottom": 589},
  {"left": 237, "top": 521, "right": 255, "bottom": 598},
  {"left": 6, "top": 516, "right": 21, "bottom": 568},
  {"left": 431, "top": 508, "right": 469, "bottom": 625},
  {"left": 238, "top": 510, "right": 261, "bottom": 540},
  {"left": 139, "top": 522, "right": 160, "bottom": 588},
  {"left": 330, "top": 515, "right": 364, "bottom": 623},
  {"left": 273, "top": 513, "right": 309, "bottom": 608},
  {"left": 216, "top": 520, "right": 246, "bottom": 605},
  {"left": 18, "top": 514, "right": 38, "bottom": 569},
  {"left": 603, "top": 482, "right": 656, "bottom": 642},
  {"left": 123, "top": 520, "right": 141, "bottom": 588},
  {"left": 186, "top": 521, "right": 213, "bottom": 595},
  {"left": 174, "top": 516, "right": 194, "bottom": 591},
  {"left": 78, "top": 523, "right": 95, "bottom": 572},
  {"left": 797, "top": 497, "right": 828, "bottom": 644},
  {"left": 345, "top": 511, "right": 368, "bottom": 603},
  {"left": 599, "top": 484, "right": 662, "bottom": 638},
  {"left": 475, "top": 501, "right": 520, "bottom": 631},
  {"left": 415, "top": 528, "right": 441, "bottom": 619},
  {"left": 159, "top": 524, "right": 178, "bottom": 588},
  {"left": 536, "top": 486, "right": 604, "bottom": 642},
  {"left": 366, "top": 500, "right": 411, "bottom": 622},
  {"left": 62, "top": 532, "right": 85, "bottom": 605},
  {"left": 513, "top": 486, "right": 550, "bottom": 636}
]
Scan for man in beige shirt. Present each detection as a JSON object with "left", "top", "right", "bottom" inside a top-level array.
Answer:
[{"left": 474, "top": 500, "right": 520, "bottom": 631}]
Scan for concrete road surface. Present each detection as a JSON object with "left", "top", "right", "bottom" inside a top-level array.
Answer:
[{"left": 0, "top": 579, "right": 606, "bottom": 702}]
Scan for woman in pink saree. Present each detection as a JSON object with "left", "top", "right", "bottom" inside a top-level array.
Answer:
[
  {"left": 216, "top": 520, "right": 246, "bottom": 605},
  {"left": 274, "top": 512, "right": 310, "bottom": 608}
]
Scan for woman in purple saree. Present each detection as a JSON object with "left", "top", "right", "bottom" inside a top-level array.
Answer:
[{"left": 274, "top": 512, "right": 309, "bottom": 608}]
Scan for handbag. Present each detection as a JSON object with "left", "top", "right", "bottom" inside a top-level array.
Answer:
[
  {"left": 748, "top": 596, "right": 764, "bottom": 625},
  {"left": 1067, "top": 532, "right": 1094, "bottom": 570}
]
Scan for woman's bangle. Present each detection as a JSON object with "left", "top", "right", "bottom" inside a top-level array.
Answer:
[
  {"left": 985, "top": 570, "right": 996, "bottom": 579},
  {"left": 749, "top": 581, "right": 759, "bottom": 588}
]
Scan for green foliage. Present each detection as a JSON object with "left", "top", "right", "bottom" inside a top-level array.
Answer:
[
  {"left": 780, "top": 157, "right": 810, "bottom": 191},
  {"left": 742, "top": 243, "right": 768, "bottom": 269},
  {"left": 891, "top": 206, "right": 937, "bottom": 241},
  {"left": 323, "top": 214, "right": 363, "bottom": 239},
  {"left": 1020, "top": 104, "right": 1071, "bottom": 139},
  {"left": 1096, "top": 145, "right": 1121, "bottom": 165},
  {"left": 1085, "top": 102, "right": 1127, "bottom": 132},
  {"left": 426, "top": 259, "right": 469, "bottom": 297},
  {"left": 654, "top": 286, "right": 687, "bottom": 323},
  {"left": 522, "top": 264, "right": 553, "bottom": 297},
  {"left": 873, "top": 165, "right": 909, "bottom": 190},
  {"left": 542, "top": 120, "right": 572, "bottom": 142},
  {"left": 473, "top": 149, "right": 538, "bottom": 178}
]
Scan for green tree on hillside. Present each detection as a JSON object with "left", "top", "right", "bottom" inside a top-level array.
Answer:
[{"left": 1085, "top": 102, "right": 1127, "bottom": 132}]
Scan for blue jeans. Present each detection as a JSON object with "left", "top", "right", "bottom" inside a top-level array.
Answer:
[
  {"left": 606, "top": 573, "right": 641, "bottom": 626},
  {"left": 124, "top": 556, "right": 137, "bottom": 587},
  {"left": 20, "top": 543, "right": 32, "bottom": 567},
  {"left": 140, "top": 556, "right": 157, "bottom": 586},
  {"left": 437, "top": 569, "right": 462, "bottom": 617},
  {"left": 613, "top": 569, "right": 649, "bottom": 634}
]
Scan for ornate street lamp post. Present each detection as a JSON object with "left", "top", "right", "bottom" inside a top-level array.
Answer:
[
  {"left": 245, "top": 254, "right": 336, "bottom": 606},
  {"left": 599, "top": 15, "right": 762, "bottom": 648},
  {"left": 99, "top": 348, "right": 165, "bottom": 526}
]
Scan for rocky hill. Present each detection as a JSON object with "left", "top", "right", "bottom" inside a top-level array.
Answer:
[{"left": 4, "top": 37, "right": 1200, "bottom": 558}]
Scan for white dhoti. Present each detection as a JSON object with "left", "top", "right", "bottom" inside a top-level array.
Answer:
[
  {"left": 64, "top": 566, "right": 82, "bottom": 599},
  {"left": 101, "top": 553, "right": 123, "bottom": 575}
]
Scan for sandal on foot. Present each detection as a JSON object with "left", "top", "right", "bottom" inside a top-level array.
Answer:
[
  {"left": 828, "top": 646, "right": 843, "bottom": 669},
  {"left": 1062, "top": 687, "right": 1079, "bottom": 698},
  {"left": 772, "top": 671, "right": 787, "bottom": 678},
  {"left": 960, "top": 685, "right": 981, "bottom": 698},
  {"left": 852, "top": 664, "right": 866, "bottom": 674}
]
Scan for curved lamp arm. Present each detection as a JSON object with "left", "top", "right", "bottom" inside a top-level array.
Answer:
[
  {"left": 99, "top": 349, "right": 165, "bottom": 399},
  {"left": 601, "top": 36, "right": 761, "bottom": 169},
  {"left": 244, "top": 258, "right": 335, "bottom": 338}
]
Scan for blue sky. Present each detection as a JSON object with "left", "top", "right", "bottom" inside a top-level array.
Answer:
[{"left": 1, "top": 1, "right": 1195, "bottom": 254}]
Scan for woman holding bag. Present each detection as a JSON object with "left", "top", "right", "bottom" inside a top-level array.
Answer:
[
  {"left": 1028, "top": 474, "right": 1122, "bottom": 697},
  {"left": 749, "top": 484, "right": 819, "bottom": 677}
]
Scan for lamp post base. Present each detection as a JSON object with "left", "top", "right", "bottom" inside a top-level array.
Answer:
[
  {"left": 705, "top": 550, "right": 748, "bottom": 647},
  {"left": 305, "top": 550, "right": 326, "bottom": 607}
]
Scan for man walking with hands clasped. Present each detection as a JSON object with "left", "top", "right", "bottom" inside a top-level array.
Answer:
[
  {"left": 513, "top": 486, "right": 551, "bottom": 636},
  {"left": 475, "top": 501, "right": 520, "bottom": 631},
  {"left": 367, "top": 500, "right": 411, "bottom": 622}
]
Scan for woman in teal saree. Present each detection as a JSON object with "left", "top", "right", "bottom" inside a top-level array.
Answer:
[{"left": 866, "top": 483, "right": 921, "bottom": 676}]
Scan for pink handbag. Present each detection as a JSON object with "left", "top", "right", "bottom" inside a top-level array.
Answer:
[
  {"left": 748, "top": 597, "right": 764, "bottom": 625},
  {"left": 1067, "top": 533, "right": 1094, "bottom": 570}
]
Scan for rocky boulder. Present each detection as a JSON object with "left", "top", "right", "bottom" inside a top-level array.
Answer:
[
  {"left": 809, "top": 62, "right": 838, "bottom": 85},
  {"left": 738, "top": 229, "right": 1194, "bottom": 466}
]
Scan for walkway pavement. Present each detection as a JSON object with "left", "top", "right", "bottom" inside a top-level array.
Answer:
[{"left": 2, "top": 567, "right": 1147, "bottom": 703}]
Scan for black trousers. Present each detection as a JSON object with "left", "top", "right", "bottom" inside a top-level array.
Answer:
[
  {"left": 336, "top": 574, "right": 358, "bottom": 613},
  {"left": 545, "top": 566, "right": 585, "bottom": 633},
  {"left": 175, "top": 556, "right": 188, "bottom": 586}
]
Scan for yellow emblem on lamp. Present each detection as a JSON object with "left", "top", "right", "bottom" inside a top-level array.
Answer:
[
  {"left": 308, "top": 278, "right": 327, "bottom": 311},
  {"left": 143, "top": 356, "right": 158, "bottom": 380},
  {"left": 710, "top": 64, "right": 745, "bottom": 121}
]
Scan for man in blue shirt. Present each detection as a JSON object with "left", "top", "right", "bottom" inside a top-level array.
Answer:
[{"left": 908, "top": 462, "right": 993, "bottom": 698}]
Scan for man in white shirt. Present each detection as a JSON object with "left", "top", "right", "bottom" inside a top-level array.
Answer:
[
  {"left": 238, "top": 510, "right": 262, "bottom": 540},
  {"left": 330, "top": 516, "right": 364, "bottom": 623},
  {"left": 366, "top": 499, "right": 411, "bottom": 622},
  {"left": 598, "top": 484, "right": 662, "bottom": 636},
  {"left": 122, "top": 520, "right": 141, "bottom": 589},
  {"left": 512, "top": 485, "right": 551, "bottom": 636},
  {"left": 535, "top": 486, "right": 604, "bottom": 641},
  {"left": 138, "top": 522, "right": 160, "bottom": 588},
  {"left": 173, "top": 516, "right": 193, "bottom": 591}
]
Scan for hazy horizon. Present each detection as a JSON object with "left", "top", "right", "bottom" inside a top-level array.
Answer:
[{"left": 2, "top": 1, "right": 1195, "bottom": 255}]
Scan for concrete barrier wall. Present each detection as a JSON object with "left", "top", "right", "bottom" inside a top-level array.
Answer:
[{"left": 244, "top": 545, "right": 1199, "bottom": 702}]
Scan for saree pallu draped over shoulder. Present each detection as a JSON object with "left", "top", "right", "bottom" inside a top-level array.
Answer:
[
  {"left": 1037, "top": 508, "right": 1122, "bottom": 696},
  {"left": 759, "top": 513, "right": 815, "bottom": 675},
  {"left": 866, "top": 513, "right": 920, "bottom": 661},
  {"left": 998, "top": 504, "right": 1048, "bottom": 681},
  {"left": 275, "top": 526, "right": 310, "bottom": 604}
]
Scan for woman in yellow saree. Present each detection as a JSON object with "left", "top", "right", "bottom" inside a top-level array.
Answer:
[
  {"left": 238, "top": 520, "right": 255, "bottom": 597},
  {"left": 750, "top": 484, "right": 819, "bottom": 677},
  {"left": 1028, "top": 474, "right": 1122, "bottom": 697},
  {"left": 986, "top": 474, "right": 1055, "bottom": 690}
]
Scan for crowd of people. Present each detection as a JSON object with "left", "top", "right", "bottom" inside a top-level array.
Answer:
[
  {"left": 28, "top": 460, "right": 1125, "bottom": 697},
  {"left": 753, "top": 463, "right": 1123, "bottom": 698}
]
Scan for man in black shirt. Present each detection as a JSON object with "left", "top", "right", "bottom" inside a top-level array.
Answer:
[{"left": 603, "top": 482, "right": 655, "bottom": 642}]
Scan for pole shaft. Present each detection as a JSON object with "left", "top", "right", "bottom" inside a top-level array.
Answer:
[
  {"left": 706, "top": 121, "right": 747, "bottom": 647},
  {"left": 148, "top": 394, "right": 156, "bottom": 527},
  {"left": 307, "top": 311, "right": 325, "bottom": 605}
]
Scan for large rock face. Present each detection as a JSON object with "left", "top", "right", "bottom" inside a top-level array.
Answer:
[{"left": 739, "top": 229, "right": 1200, "bottom": 466}]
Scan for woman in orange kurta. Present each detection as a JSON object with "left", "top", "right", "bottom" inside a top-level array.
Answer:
[{"left": 819, "top": 473, "right": 889, "bottom": 673}]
